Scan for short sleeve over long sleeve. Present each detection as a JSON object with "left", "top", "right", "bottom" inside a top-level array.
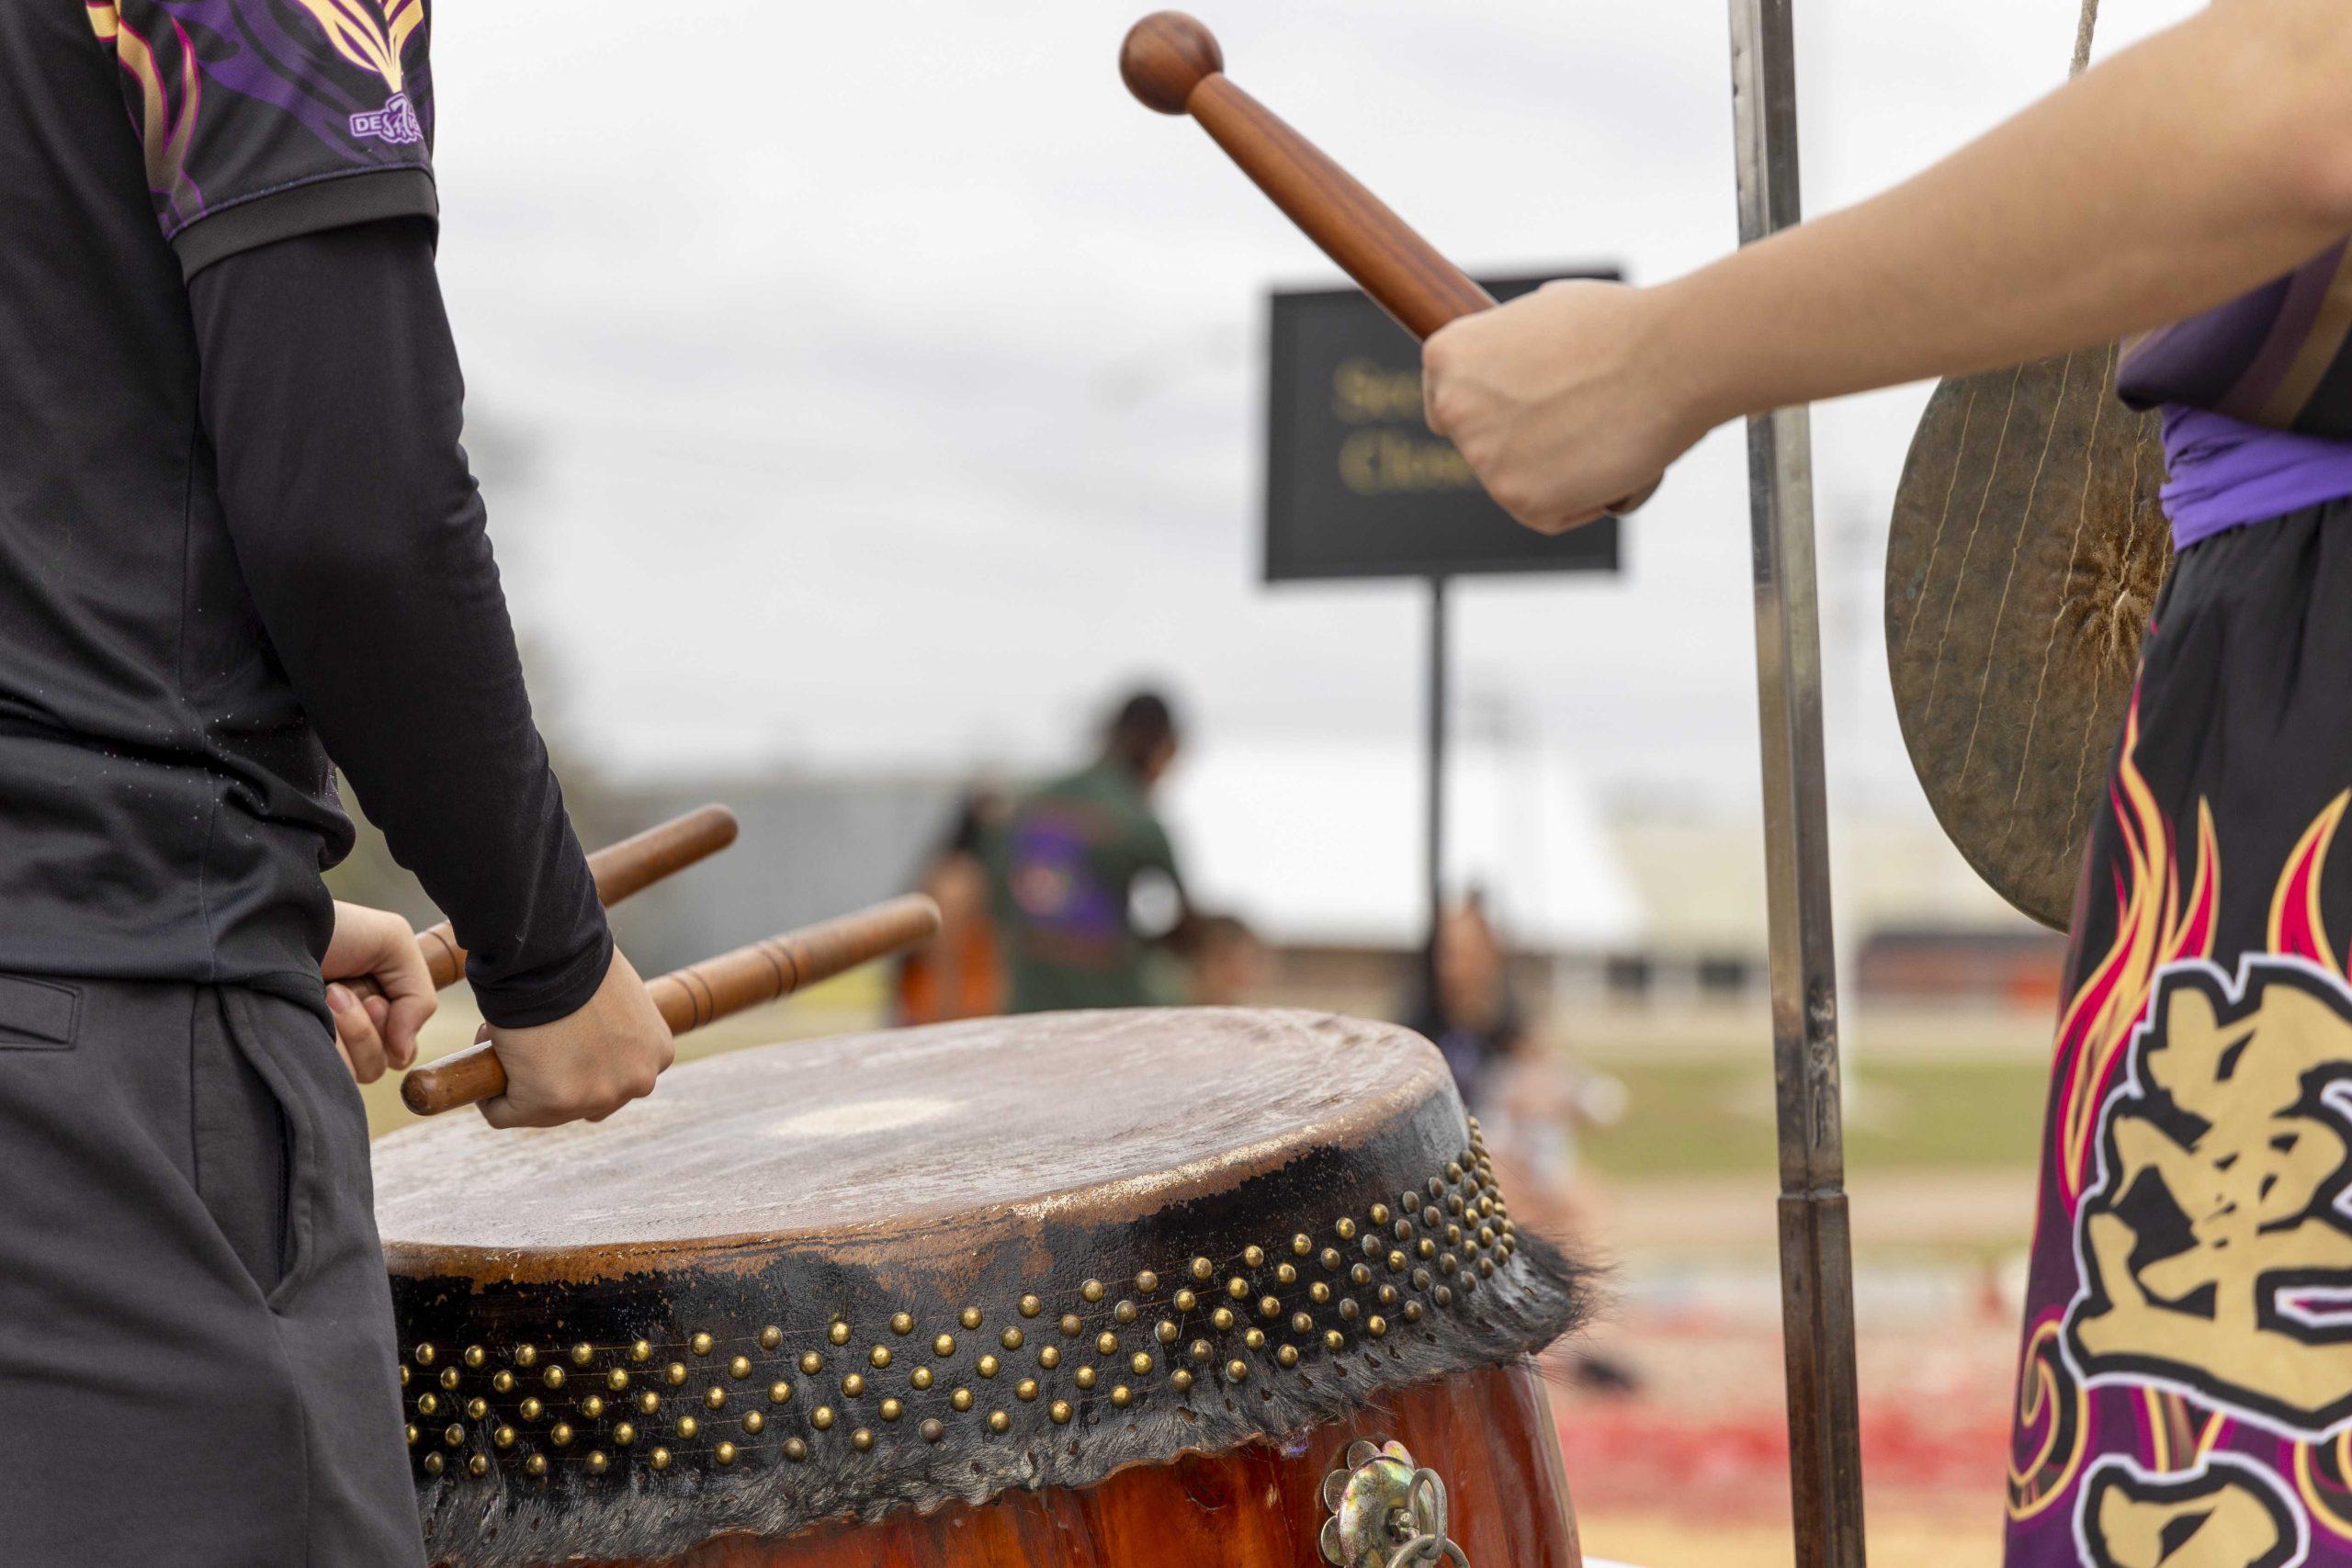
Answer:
[{"left": 87, "top": 0, "right": 438, "bottom": 276}]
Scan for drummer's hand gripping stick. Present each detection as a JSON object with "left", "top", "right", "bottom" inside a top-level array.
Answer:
[
  {"left": 399, "top": 894, "right": 944, "bottom": 1116},
  {"left": 1119, "top": 9, "right": 1654, "bottom": 515}
]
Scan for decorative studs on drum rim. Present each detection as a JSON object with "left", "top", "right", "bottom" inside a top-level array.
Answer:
[{"left": 403, "top": 1123, "right": 1516, "bottom": 1484}]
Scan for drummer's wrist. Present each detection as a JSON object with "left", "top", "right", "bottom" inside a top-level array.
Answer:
[
  {"left": 470, "top": 922, "right": 616, "bottom": 1031},
  {"left": 1640, "top": 272, "right": 1758, "bottom": 441}
]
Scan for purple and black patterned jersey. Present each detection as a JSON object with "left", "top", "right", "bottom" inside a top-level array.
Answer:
[
  {"left": 2118, "top": 237, "right": 2352, "bottom": 439},
  {"left": 2115, "top": 240, "right": 2352, "bottom": 550},
  {"left": 0, "top": 2, "right": 611, "bottom": 1024}
]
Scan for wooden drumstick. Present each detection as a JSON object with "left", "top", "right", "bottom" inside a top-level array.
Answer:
[
  {"left": 1120, "top": 11, "right": 1655, "bottom": 515},
  {"left": 340, "top": 804, "right": 740, "bottom": 1005},
  {"left": 398, "top": 894, "right": 944, "bottom": 1117}
]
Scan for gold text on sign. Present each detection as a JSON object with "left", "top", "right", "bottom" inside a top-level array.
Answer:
[
  {"left": 1338, "top": 431, "right": 1478, "bottom": 497},
  {"left": 1330, "top": 359, "right": 1425, "bottom": 423}
]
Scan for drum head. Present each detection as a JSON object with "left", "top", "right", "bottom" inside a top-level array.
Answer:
[
  {"left": 1886, "top": 349, "right": 2170, "bottom": 931},
  {"left": 378, "top": 1010, "right": 1584, "bottom": 1565},
  {"left": 380, "top": 1009, "right": 1442, "bottom": 1267}
]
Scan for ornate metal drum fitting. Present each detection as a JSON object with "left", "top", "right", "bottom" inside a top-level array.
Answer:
[{"left": 1317, "top": 1438, "right": 1469, "bottom": 1568}]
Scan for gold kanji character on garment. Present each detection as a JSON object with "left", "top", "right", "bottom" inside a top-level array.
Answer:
[{"left": 2070, "top": 964, "right": 2352, "bottom": 1433}]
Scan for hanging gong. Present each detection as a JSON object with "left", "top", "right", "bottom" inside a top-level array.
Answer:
[{"left": 1884, "top": 344, "right": 2170, "bottom": 931}]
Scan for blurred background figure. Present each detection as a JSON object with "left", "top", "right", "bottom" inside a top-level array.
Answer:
[
  {"left": 991, "top": 689, "right": 1191, "bottom": 1013},
  {"left": 1177, "top": 911, "right": 1271, "bottom": 1007},
  {"left": 1404, "top": 892, "right": 1627, "bottom": 1236},
  {"left": 894, "top": 788, "right": 1008, "bottom": 1026},
  {"left": 1405, "top": 892, "right": 1528, "bottom": 1118},
  {"left": 1405, "top": 893, "right": 1638, "bottom": 1393}
]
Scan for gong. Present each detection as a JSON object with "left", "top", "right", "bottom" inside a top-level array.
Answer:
[{"left": 1885, "top": 344, "right": 2169, "bottom": 930}]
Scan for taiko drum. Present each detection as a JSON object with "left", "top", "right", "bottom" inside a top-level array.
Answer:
[{"left": 374, "top": 1009, "right": 1588, "bottom": 1566}]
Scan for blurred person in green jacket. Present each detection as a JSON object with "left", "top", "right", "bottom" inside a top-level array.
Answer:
[{"left": 994, "top": 691, "right": 1189, "bottom": 1012}]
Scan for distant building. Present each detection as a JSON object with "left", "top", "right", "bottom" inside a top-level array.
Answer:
[
  {"left": 585, "top": 773, "right": 965, "bottom": 977},
  {"left": 532, "top": 739, "right": 2062, "bottom": 1012}
]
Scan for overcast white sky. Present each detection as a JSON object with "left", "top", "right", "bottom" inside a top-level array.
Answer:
[{"left": 424, "top": 0, "right": 2200, "bottom": 832}]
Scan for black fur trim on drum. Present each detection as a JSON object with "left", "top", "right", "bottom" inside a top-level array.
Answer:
[{"left": 402, "top": 1239, "right": 1582, "bottom": 1567}]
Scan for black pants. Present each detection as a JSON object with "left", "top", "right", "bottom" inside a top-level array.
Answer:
[{"left": 0, "top": 976, "right": 424, "bottom": 1566}]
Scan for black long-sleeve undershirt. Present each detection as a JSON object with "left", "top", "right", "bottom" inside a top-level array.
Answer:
[{"left": 187, "top": 218, "right": 611, "bottom": 1027}]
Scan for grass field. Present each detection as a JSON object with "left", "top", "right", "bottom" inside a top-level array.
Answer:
[
  {"left": 1537, "top": 1005, "right": 2052, "bottom": 1563},
  {"left": 1581, "top": 1055, "right": 2051, "bottom": 1182}
]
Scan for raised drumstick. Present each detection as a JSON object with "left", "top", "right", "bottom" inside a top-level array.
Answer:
[
  {"left": 340, "top": 804, "right": 740, "bottom": 1004},
  {"left": 1120, "top": 11, "right": 1653, "bottom": 513},
  {"left": 398, "top": 894, "right": 944, "bottom": 1117}
]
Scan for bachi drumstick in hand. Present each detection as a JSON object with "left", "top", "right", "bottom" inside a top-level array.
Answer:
[
  {"left": 399, "top": 894, "right": 945, "bottom": 1116},
  {"left": 340, "top": 804, "right": 740, "bottom": 1004},
  {"left": 1119, "top": 11, "right": 1654, "bottom": 514}
]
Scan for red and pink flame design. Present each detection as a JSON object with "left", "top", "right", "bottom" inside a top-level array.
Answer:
[
  {"left": 2049, "top": 694, "right": 2220, "bottom": 1201},
  {"left": 2268, "top": 790, "right": 2352, "bottom": 976},
  {"left": 2049, "top": 694, "right": 2352, "bottom": 1201}
]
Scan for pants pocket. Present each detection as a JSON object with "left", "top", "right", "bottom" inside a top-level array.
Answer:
[
  {"left": 0, "top": 975, "right": 79, "bottom": 1050},
  {"left": 216, "top": 988, "right": 374, "bottom": 1313},
  {"left": 191, "top": 990, "right": 292, "bottom": 1297}
]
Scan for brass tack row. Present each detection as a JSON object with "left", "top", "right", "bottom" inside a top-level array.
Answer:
[
  {"left": 401, "top": 1167, "right": 1508, "bottom": 1378},
  {"left": 412, "top": 1224, "right": 1486, "bottom": 1442},
  {"left": 412, "top": 1135, "right": 1511, "bottom": 1482}
]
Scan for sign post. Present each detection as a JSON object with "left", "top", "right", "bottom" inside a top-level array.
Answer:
[
  {"left": 1426, "top": 576, "right": 1449, "bottom": 938},
  {"left": 1264, "top": 273, "right": 1623, "bottom": 941}
]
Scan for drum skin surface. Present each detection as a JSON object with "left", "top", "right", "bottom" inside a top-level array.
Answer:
[
  {"left": 571, "top": 1363, "right": 1576, "bottom": 1568},
  {"left": 378, "top": 1009, "right": 1450, "bottom": 1269},
  {"left": 1885, "top": 346, "right": 2169, "bottom": 931},
  {"left": 376, "top": 1010, "right": 1586, "bottom": 1567}
]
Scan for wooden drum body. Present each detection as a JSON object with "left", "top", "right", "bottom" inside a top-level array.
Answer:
[
  {"left": 654, "top": 1362, "right": 1576, "bottom": 1568},
  {"left": 375, "top": 1010, "right": 1587, "bottom": 1567}
]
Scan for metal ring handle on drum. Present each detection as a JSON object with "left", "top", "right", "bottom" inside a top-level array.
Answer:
[
  {"left": 1317, "top": 1440, "right": 1473, "bottom": 1568},
  {"left": 1389, "top": 1468, "right": 1471, "bottom": 1568}
]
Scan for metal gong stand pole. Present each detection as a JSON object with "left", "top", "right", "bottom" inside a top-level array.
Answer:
[{"left": 1727, "top": 1, "right": 1869, "bottom": 1564}]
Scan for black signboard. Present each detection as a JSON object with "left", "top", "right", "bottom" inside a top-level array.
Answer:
[{"left": 1264, "top": 271, "right": 1624, "bottom": 582}]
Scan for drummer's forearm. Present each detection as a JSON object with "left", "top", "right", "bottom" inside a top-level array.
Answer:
[
  {"left": 1662, "top": 0, "right": 2352, "bottom": 425},
  {"left": 189, "top": 219, "right": 614, "bottom": 1028}
]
